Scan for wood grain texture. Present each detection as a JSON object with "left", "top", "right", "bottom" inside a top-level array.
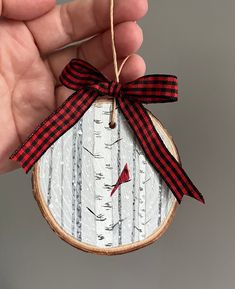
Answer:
[{"left": 32, "top": 98, "right": 180, "bottom": 255}]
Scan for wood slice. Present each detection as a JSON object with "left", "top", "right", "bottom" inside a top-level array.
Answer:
[{"left": 32, "top": 97, "right": 179, "bottom": 255}]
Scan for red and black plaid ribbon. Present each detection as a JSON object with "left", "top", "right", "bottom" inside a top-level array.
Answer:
[{"left": 10, "top": 59, "right": 204, "bottom": 204}]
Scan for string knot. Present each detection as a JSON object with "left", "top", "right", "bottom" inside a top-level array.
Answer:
[{"left": 108, "top": 81, "right": 122, "bottom": 98}]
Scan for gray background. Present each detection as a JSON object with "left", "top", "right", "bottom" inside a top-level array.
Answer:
[{"left": 1, "top": 0, "right": 235, "bottom": 288}]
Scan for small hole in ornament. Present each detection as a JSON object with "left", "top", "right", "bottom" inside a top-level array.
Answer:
[{"left": 109, "top": 122, "right": 116, "bottom": 129}]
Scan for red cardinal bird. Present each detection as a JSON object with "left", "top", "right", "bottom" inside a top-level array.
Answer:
[{"left": 110, "top": 163, "right": 130, "bottom": 196}]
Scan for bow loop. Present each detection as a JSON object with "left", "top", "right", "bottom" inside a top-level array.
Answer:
[
  {"left": 123, "top": 75, "right": 179, "bottom": 103},
  {"left": 60, "top": 58, "right": 108, "bottom": 91}
]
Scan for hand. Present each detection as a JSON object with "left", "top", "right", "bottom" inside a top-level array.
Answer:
[{"left": 0, "top": 0, "right": 147, "bottom": 174}]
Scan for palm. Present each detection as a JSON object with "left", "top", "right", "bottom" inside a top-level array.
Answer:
[
  {"left": 0, "top": 20, "right": 55, "bottom": 172},
  {"left": 0, "top": 0, "right": 147, "bottom": 174}
]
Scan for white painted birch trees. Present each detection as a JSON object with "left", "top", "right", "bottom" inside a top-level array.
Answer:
[{"left": 38, "top": 100, "right": 176, "bottom": 249}]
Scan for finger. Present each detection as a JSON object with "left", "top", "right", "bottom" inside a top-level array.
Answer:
[
  {"left": 26, "top": 0, "right": 148, "bottom": 54},
  {"left": 0, "top": 0, "right": 56, "bottom": 20},
  {"left": 55, "top": 54, "right": 146, "bottom": 106},
  {"left": 47, "top": 22, "right": 143, "bottom": 83}
]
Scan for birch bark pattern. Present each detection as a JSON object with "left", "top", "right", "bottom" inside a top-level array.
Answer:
[
  {"left": 36, "top": 99, "right": 178, "bottom": 253},
  {"left": 94, "top": 102, "right": 113, "bottom": 247},
  {"left": 76, "top": 120, "right": 83, "bottom": 241},
  {"left": 138, "top": 152, "right": 147, "bottom": 241}
]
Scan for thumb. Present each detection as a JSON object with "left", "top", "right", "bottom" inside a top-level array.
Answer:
[{"left": 0, "top": 0, "right": 56, "bottom": 21}]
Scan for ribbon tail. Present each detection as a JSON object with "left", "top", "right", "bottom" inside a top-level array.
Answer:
[
  {"left": 10, "top": 88, "right": 98, "bottom": 173},
  {"left": 118, "top": 98, "right": 205, "bottom": 204}
]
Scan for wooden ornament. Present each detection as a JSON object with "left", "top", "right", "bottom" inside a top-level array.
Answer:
[
  {"left": 8, "top": 0, "right": 204, "bottom": 256},
  {"left": 32, "top": 97, "right": 179, "bottom": 255}
]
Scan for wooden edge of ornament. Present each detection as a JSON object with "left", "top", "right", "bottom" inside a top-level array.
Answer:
[{"left": 32, "top": 97, "right": 180, "bottom": 256}]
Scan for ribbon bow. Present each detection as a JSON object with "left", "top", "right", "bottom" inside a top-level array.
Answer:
[{"left": 10, "top": 59, "right": 204, "bottom": 204}]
